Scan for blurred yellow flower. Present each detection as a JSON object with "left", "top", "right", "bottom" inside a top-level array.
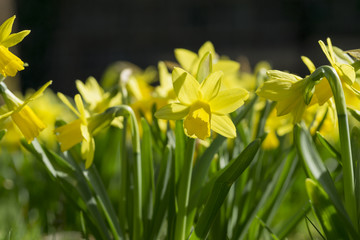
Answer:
[
  {"left": 0, "top": 81, "right": 51, "bottom": 143},
  {"left": 0, "top": 16, "right": 30, "bottom": 77},
  {"left": 155, "top": 67, "right": 248, "bottom": 139}
]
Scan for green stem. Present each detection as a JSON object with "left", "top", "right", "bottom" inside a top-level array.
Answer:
[
  {"left": 112, "top": 105, "right": 143, "bottom": 240},
  {"left": 308, "top": 65, "right": 357, "bottom": 228},
  {"left": 175, "top": 137, "right": 196, "bottom": 240}
]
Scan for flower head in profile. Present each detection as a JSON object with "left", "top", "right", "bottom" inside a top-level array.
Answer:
[
  {"left": 155, "top": 67, "right": 249, "bottom": 139},
  {"left": 54, "top": 93, "right": 116, "bottom": 168},
  {"left": 256, "top": 70, "right": 317, "bottom": 123},
  {"left": 0, "top": 16, "right": 30, "bottom": 77},
  {"left": 0, "top": 81, "right": 51, "bottom": 143}
]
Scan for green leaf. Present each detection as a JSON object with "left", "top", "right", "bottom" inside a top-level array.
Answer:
[
  {"left": 294, "top": 124, "right": 359, "bottom": 239},
  {"left": 316, "top": 131, "right": 341, "bottom": 161},
  {"left": 306, "top": 179, "right": 348, "bottom": 239},
  {"left": 194, "top": 138, "right": 261, "bottom": 238},
  {"left": 140, "top": 118, "right": 155, "bottom": 235},
  {"left": 0, "top": 129, "right": 6, "bottom": 141},
  {"left": 351, "top": 126, "right": 360, "bottom": 229}
]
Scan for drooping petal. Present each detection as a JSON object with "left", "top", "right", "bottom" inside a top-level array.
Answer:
[
  {"left": 0, "top": 16, "right": 15, "bottom": 43},
  {"left": 334, "top": 63, "right": 355, "bottom": 86},
  {"left": 174, "top": 48, "right": 198, "bottom": 72},
  {"left": 210, "top": 113, "right": 236, "bottom": 138},
  {"left": 75, "top": 94, "right": 87, "bottom": 123},
  {"left": 256, "top": 80, "right": 294, "bottom": 101},
  {"left": 1, "top": 30, "right": 30, "bottom": 48},
  {"left": 54, "top": 119, "right": 83, "bottom": 151},
  {"left": 0, "top": 45, "right": 24, "bottom": 77},
  {"left": 11, "top": 105, "right": 46, "bottom": 143},
  {"left": 200, "top": 71, "right": 223, "bottom": 101},
  {"left": 267, "top": 70, "right": 302, "bottom": 82},
  {"left": 172, "top": 68, "right": 200, "bottom": 105},
  {"left": 314, "top": 78, "right": 333, "bottom": 105},
  {"left": 210, "top": 88, "right": 249, "bottom": 114},
  {"left": 83, "top": 137, "right": 95, "bottom": 169},
  {"left": 154, "top": 103, "right": 189, "bottom": 120},
  {"left": 183, "top": 101, "right": 211, "bottom": 139}
]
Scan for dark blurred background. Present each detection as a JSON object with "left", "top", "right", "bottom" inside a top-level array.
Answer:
[{"left": 2, "top": 0, "right": 360, "bottom": 95}]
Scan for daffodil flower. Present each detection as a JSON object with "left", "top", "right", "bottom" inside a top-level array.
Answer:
[
  {"left": 0, "top": 16, "right": 30, "bottom": 77},
  {"left": 256, "top": 70, "right": 317, "bottom": 123},
  {"left": 54, "top": 93, "right": 117, "bottom": 168},
  {"left": 155, "top": 67, "right": 249, "bottom": 139},
  {"left": 0, "top": 81, "right": 51, "bottom": 143}
]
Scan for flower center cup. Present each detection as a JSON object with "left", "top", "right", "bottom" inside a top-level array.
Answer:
[{"left": 183, "top": 101, "right": 211, "bottom": 140}]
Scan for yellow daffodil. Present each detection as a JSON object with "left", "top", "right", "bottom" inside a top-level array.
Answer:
[
  {"left": 315, "top": 38, "right": 360, "bottom": 109},
  {"left": 54, "top": 93, "right": 95, "bottom": 168},
  {"left": 0, "top": 16, "right": 30, "bottom": 77},
  {"left": 155, "top": 67, "right": 249, "bottom": 139},
  {"left": 0, "top": 81, "right": 51, "bottom": 143},
  {"left": 256, "top": 70, "right": 317, "bottom": 123},
  {"left": 54, "top": 93, "right": 117, "bottom": 168}
]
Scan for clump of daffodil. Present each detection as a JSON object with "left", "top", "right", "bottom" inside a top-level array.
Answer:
[
  {"left": 256, "top": 70, "right": 318, "bottom": 123},
  {"left": 54, "top": 93, "right": 118, "bottom": 168},
  {"left": 155, "top": 67, "right": 249, "bottom": 139},
  {"left": 76, "top": 76, "right": 123, "bottom": 128},
  {"left": 0, "top": 81, "right": 51, "bottom": 143},
  {"left": 0, "top": 16, "right": 30, "bottom": 78}
]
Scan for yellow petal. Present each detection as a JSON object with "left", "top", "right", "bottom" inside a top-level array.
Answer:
[
  {"left": 174, "top": 48, "right": 198, "bottom": 72},
  {"left": 200, "top": 71, "right": 223, "bottom": 101},
  {"left": 0, "top": 45, "right": 24, "bottom": 77},
  {"left": 213, "top": 60, "right": 240, "bottom": 74},
  {"left": 83, "top": 137, "right": 95, "bottom": 169},
  {"left": 210, "top": 88, "right": 249, "bottom": 114},
  {"left": 210, "top": 114, "right": 236, "bottom": 138},
  {"left": 319, "top": 40, "right": 334, "bottom": 65},
  {"left": 1, "top": 30, "right": 30, "bottom": 48},
  {"left": 183, "top": 101, "right": 211, "bottom": 139},
  {"left": 301, "top": 56, "right": 316, "bottom": 73},
  {"left": 335, "top": 63, "right": 355, "bottom": 86},
  {"left": 172, "top": 68, "right": 200, "bottom": 105},
  {"left": 54, "top": 119, "right": 83, "bottom": 151},
  {"left": 75, "top": 94, "right": 87, "bottom": 123},
  {"left": 314, "top": 79, "right": 332, "bottom": 105},
  {"left": 11, "top": 105, "right": 46, "bottom": 143},
  {"left": 57, "top": 92, "right": 80, "bottom": 118},
  {"left": 22, "top": 81, "right": 52, "bottom": 106},
  {"left": 0, "top": 16, "right": 15, "bottom": 43},
  {"left": 198, "top": 41, "right": 215, "bottom": 58},
  {"left": 154, "top": 103, "right": 189, "bottom": 120},
  {"left": 256, "top": 80, "right": 294, "bottom": 101},
  {"left": 267, "top": 70, "right": 302, "bottom": 82}
]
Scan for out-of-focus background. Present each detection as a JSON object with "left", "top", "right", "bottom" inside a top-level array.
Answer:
[{"left": 2, "top": 0, "right": 360, "bottom": 94}]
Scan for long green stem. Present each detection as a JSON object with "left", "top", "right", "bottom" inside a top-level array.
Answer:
[
  {"left": 308, "top": 65, "right": 357, "bottom": 228},
  {"left": 112, "top": 105, "right": 143, "bottom": 240},
  {"left": 175, "top": 137, "right": 196, "bottom": 240}
]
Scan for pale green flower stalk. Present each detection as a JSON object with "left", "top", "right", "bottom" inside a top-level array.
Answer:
[{"left": 307, "top": 65, "right": 358, "bottom": 230}]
